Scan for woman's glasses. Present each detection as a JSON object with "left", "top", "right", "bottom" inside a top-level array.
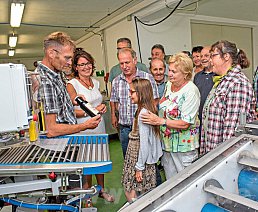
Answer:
[
  {"left": 129, "top": 89, "right": 137, "bottom": 95},
  {"left": 77, "top": 62, "right": 92, "bottom": 68}
]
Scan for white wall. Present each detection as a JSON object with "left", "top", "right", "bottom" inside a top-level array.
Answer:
[
  {"left": 137, "top": 15, "right": 192, "bottom": 66},
  {"left": 190, "top": 15, "right": 258, "bottom": 72},
  {"left": 104, "top": 18, "right": 139, "bottom": 71},
  {"left": 0, "top": 57, "right": 42, "bottom": 71},
  {"left": 77, "top": 12, "right": 258, "bottom": 94},
  {"left": 76, "top": 35, "right": 107, "bottom": 92},
  {"left": 191, "top": 23, "right": 253, "bottom": 80},
  {"left": 253, "top": 26, "right": 258, "bottom": 69},
  {"left": 77, "top": 18, "right": 137, "bottom": 94},
  {"left": 77, "top": 35, "right": 103, "bottom": 69}
]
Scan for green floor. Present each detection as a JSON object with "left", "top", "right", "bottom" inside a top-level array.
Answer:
[
  {"left": 91, "top": 137, "right": 165, "bottom": 211},
  {"left": 91, "top": 138, "right": 127, "bottom": 212}
]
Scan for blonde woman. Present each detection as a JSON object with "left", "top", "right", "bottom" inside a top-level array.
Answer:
[{"left": 141, "top": 53, "right": 200, "bottom": 179}]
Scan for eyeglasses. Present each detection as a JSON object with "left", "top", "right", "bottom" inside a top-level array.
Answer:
[
  {"left": 53, "top": 49, "right": 73, "bottom": 62},
  {"left": 211, "top": 53, "right": 220, "bottom": 58},
  {"left": 117, "top": 47, "right": 130, "bottom": 50},
  {"left": 77, "top": 62, "right": 92, "bottom": 68},
  {"left": 129, "top": 89, "right": 137, "bottom": 95}
]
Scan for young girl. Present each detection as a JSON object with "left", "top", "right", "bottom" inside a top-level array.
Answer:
[{"left": 121, "top": 78, "right": 163, "bottom": 202}]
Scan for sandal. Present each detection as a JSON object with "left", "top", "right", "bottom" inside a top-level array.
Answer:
[
  {"left": 81, "top": 198, "right": 93, "bottom": 208},
  {"left": 98, "top": 191, "right": 115, "bottom": 202}
]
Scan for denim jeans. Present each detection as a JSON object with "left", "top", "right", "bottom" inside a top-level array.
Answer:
[{"left": 119, "top": 124, "right": 132, "bottom": 158}]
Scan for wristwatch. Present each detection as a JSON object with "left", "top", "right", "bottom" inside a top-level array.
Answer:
[{"left": 162, "top": 119, "right": 167, "bottom": 127}]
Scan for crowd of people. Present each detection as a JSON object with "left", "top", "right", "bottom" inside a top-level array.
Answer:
[{"left": 33, "top": 31, "right": 256, "bottom": 205}]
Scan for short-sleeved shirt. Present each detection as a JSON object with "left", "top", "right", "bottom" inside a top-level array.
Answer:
[
  {"left": 36, "top": 62, "right": 77, "bottom": 124},
  {"left": 110, "top": 69, "right": 159, "bottom": 126},
  {"left": 253, "top": 66, "right": 258, "bottom": 111},
  {"left": 67, "top": 78, "right": 106, "bottom": 134},
  {"left": 156, "top": 75, "right": 168, "bottom": 99},
  {"left": 193, "top": 70, "right": 215, "bottom": 122},
  {"left": 159, "top": 81, "right": 200, "bottom": 153},
  {"left": 108, "top": 62, "right": 149, "bottom": 82},
  {"left": 157, "top": 81, "right": 167, "bottom": 99},
  {"left": 200, "top": 66, "right": 256, "bottom": 155}
]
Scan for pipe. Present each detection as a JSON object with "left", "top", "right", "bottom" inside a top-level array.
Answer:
[
  {"left": 0, "top": 198, "right": 78, "bottom": 212},
  {"left": 238, "top": 169, "right": 258, "bottom": 201},
  {"left": 201, "top": 203, "right": 229, "bottom": 212}
]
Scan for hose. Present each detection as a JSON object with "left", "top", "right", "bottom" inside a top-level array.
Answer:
[{"left": 0, "top": 198, "right": 78, "bottom": 212}]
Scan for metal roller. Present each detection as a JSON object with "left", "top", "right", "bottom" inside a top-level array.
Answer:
[{"left": 0, "top": 134, "right": 111, "bottom": 177}]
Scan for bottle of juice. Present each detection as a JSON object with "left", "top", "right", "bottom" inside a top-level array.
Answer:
[{"left": 29, "top": 114, "right": 38, "bottom": 142}]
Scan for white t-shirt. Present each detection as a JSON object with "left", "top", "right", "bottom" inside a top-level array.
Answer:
[{"left": 68, "top": 78, "right": 106, "bottom": 134}]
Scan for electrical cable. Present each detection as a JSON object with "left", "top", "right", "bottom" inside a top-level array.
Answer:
[
  {"left": 134, "top": 0, "right": 183, "bottom": 27},
  {"left": 134, "top": 16, "right": 143, "bottom": 63},
  {"left": 0, "top": 22, "right": 98, "bottom": 29},
  {"left": 85, "top": 0, "right": 135, "bottom": 29},
  {"left": 1, "top": 1, "right": 136, "bottom": 30},
  {"left": 166, "top": 0, "right": 201, "bottom": 10},
  {"left": 21, "top": 23, "right": 98, "bottom": 29},
  {"left": 134, "top": 0, "right": 183, "bottom": 63}
]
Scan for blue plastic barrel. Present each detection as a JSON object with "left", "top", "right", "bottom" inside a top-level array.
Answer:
[
  {"left": 238, "top": 169, "right": 258, "bottom": 201},
  {"left": 201, "top": 203, "right": 229, "bottom": 212}
]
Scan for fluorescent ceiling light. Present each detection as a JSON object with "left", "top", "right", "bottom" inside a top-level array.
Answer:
[
  {"left": 8, "top": 49, "right": 15, "bottom": 57},
  {"left": 9, "top": 34, "right": 18, "bottom": 47},
  {"left": 10, "top": 2, "right": 25, "bottom": 27}
]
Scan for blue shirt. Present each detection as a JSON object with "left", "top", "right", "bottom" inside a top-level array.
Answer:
[
  {"left": 157, "top": 79, "right": 167, "bottom": 99},
  {"left": 193, "top": 69, "right": 215, "bottom": 123}
]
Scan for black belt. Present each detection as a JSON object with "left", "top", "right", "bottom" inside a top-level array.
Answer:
[{"left": 119, "top": 124, "right": 132, "bottom": 128}]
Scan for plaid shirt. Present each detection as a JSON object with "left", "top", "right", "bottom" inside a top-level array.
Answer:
[
  {"left": 36, "top": 63, "right": 77, "bottom": 124},
  {"left": 200, "top": 66, "right": 256, "bottom": 155},
  {"left": 110, "top": 69, "right": 159, "bottom": 126},
  {"left": 253, "top": 66, "right": 258, "bottom": 110}
]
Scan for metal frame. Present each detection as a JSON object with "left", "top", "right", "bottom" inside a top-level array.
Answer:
[
  {"left": 204, "top": 179, "right": 258, "bottom": 210},
  {"left": 119, "top": 134, "right": 258, "bottom": 212},
  {"left": 0, "top": 134, "right": 112, "bottom": 211}
]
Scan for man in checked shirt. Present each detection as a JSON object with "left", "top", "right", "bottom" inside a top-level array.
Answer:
[
  {"left": 110, "top": 48, "right": 159, "bottom": 158},
  {"left": 34, "top": 31, "right": 101, "bottom": 137}
]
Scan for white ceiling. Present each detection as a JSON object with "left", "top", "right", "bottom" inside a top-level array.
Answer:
[
  {"left": 0, "top": 0, "right": 145, "bottom": 59},
  {"left": 1, "top": 0, "right": 258, "bottom": 60}
]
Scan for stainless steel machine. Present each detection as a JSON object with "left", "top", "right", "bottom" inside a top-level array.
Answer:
[
  {"left": 0, "top": 134, "right": 112, "bottom": 212},
  {"left": 119, "top": 123, "right": 258, "bottom": 212},
  {"left": 0, "top": 64, "right": 113, "bottom": 211}
]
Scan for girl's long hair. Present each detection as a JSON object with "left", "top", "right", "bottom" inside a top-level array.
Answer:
[{"left": 131, "top": 78, "right": 160, "bottom": 136}]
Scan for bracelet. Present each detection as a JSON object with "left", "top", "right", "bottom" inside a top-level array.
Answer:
[{"left": 162, "top": 119, "right": 167, "bottom": 127}]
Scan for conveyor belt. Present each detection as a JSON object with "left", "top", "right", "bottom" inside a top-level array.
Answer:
[{"left": 0, "top": 134, "right": 112, "bottom": 176}]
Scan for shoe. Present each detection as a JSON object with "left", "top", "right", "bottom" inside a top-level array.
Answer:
[
  {"left": 81, "top": 198, "right": 93, "bottom": 208},
  {"left": 98, "top": 191, "right": 115, "bottom": 202},
  {"left": 158, "top": 163, "right": 164, "bottom": 171}
]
